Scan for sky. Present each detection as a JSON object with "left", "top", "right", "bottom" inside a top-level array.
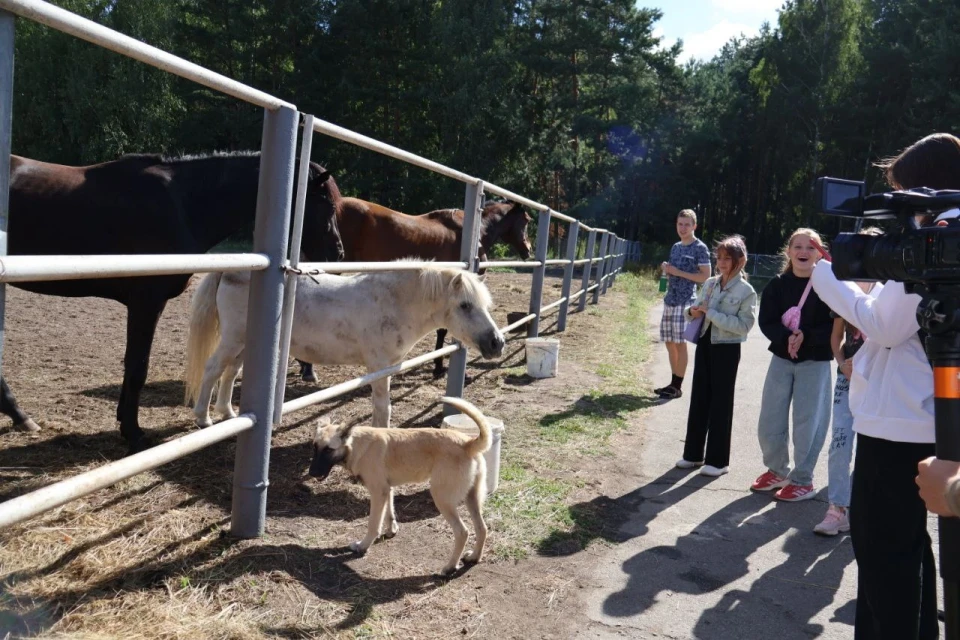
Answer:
[{"left": 640, "top": 0, "right": 783, "bottom": 64}]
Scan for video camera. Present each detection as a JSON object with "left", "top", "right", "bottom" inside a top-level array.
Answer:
[{"left": 815, "top": 177, "right": 960, "bottom": 287}]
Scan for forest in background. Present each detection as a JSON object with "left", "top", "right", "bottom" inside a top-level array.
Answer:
[{"left": 9, "top": 0, "right": 960, "bottom": 253}]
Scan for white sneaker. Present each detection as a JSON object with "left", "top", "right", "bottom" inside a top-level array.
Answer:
[
  {"left": 700, "top": 465, "right": 729, "bottom": 477},
  {"left": 676, "top": 459, "right": 704, "bottom": 469}
]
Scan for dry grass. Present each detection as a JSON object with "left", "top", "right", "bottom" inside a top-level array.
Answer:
[{"left": 0, "top": 270, "right": 660, "bottom": 639}]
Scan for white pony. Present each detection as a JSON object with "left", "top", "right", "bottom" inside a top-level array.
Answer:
[{"left": 183, "top": 265, "right": 505, "bottom": 428}]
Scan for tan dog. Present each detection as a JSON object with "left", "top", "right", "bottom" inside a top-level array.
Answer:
[{"left": 310, "top": 396, "right": 491, "bottom": 575}]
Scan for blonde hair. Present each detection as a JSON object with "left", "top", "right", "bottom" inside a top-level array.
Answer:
[
  {"left": 677, "top": 209, "right": 697, "bottom": 226},
  {"left": 715, "top": 235, "right": 748, "bottom": 281},
  {"left": 780, "top": 228, "right": 825, "bottom": 274}
]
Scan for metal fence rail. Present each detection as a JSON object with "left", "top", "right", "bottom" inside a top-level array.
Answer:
[{"left": 0, "top": 0, "right": 641, "bottom": 537}]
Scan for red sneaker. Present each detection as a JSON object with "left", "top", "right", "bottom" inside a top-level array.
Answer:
[
  {"left": 774, "top": 484, "right": 816, "bottom": 502},
  {"left": 750, "top": 471, "right": 788, "bottom": 492}
]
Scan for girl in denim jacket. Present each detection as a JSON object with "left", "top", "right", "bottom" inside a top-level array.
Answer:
[{"left": 676, "top": 236, "right": 758, "bottom": 477}]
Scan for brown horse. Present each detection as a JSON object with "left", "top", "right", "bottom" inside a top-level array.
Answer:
[{"left": 298, "top": 197, "right": 531, "bottom": 380}]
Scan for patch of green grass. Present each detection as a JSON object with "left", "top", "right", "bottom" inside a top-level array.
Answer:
[
  {"left": 486, "top": 272, "right": 661, "bottom": 558},
  {"left": 487, "top": 461, "right": 577, "bottom": 560}
]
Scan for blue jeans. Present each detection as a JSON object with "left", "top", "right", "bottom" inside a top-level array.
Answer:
[
  {"left": 828, "top": 373, "right": 855, "bottom": 507},
  {"left": 757, "top": 355, "right": 832, "bottom": 486}
]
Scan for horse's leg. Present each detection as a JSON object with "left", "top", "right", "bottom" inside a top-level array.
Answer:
[
  {"left": 0, "top": 377, "right": 39, "bottom": 432},
  {"left": 194, "top": 343, "right": 242, "bottom": 428},
  {"left": 370, "top": 375, "right": 391, "bottom": 428},
  {"left": 213, "top": 350, "right": 244, "bottom": 420},
  {"left": 297, "top": 360, "right": 317, "bottom": 383},
  {"left": 117, "top": 299, "right": 167, "bottom": 454},
  {"left": 433, "top": 329, "right": 448, "bottom": 378}
]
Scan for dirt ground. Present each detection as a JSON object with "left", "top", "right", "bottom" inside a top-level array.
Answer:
[{"left": 0, "top": 269, "right": 649, "bottom": 639}]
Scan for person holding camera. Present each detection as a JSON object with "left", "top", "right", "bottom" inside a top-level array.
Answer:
[
  {"left": 655, "top": 209, "right": 711, "bottom": 399},
  {"left": 917, "top": 457, "right": 960, "bottom": 518},
  {"left": 810, "top": 132, "right": 960, "bottom": 639},
  {"left": 675, "top": 235, "right": 757, "bottom": 477},
  {"left": 751, "top": 228, "right": 834, "bottom": 502}
]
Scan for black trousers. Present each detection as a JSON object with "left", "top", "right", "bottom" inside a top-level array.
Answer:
[
  {"left": 851, "top": 433, "right": 938, "bottom": 640},
  {"left": 682, "top": 325, "right": 741, "bottom": 468}
]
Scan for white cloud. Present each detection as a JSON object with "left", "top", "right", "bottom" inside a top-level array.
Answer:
[
  {"left": 652, "top": 26, "right": 678, "bottom": 52},
  {"left": 677, "top": 19, "right": 758, "bottom": 62},
  {"left": 710, "top": 0, "right": 783, "bottom": 13}
]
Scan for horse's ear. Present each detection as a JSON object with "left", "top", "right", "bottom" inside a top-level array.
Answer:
[
  {"left": 451, "top": 271, "right": 465, "bottom": 291},
  {"left": 314, "top": 170, "right": 331, "bottom": 184},
  {"left": 478, "top": 272, "right": 488, "bottom": 283},
  {"left": 523, "top": 210, "right": 532, "bottom": 222}
]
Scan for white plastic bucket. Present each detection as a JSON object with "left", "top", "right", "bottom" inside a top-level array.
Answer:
[
  {"left": 525, "top": 337, "right": 560, "bottom": 378},
  {"left": 442, "top": 413, "right": 505, "bottom": 495}
]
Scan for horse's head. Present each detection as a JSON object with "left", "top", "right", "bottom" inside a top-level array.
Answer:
[
  {"left": 484, "top": 202, "right": 532, "bottom": 260},
  {"left": 300, "top": 162, "right": 345, "bottom": 262},
  {"left": 428, "top": 268, "right": 505, "bottom": 359},
  {"left": 507, "top": 204, "right": 534, "bottom": 260}
]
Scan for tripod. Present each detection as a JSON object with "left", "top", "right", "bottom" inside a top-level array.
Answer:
[{"left": 917, "top": 290, "right": 960, "bottom": 640}]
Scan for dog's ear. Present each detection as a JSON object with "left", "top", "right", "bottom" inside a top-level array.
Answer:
[{"left": 336, "top": 422, "right": 356, "bottom": 441}]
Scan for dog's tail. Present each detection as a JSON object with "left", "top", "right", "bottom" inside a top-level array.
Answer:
[
  {"left": 441, "top": 397, "right": 491, "bottom": 457},
  {"left": 183, "top": 272, "right": 223, "bottom": 406}
]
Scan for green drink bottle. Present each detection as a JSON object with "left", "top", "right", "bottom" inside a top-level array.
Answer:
[{"left": 659, "top": 272, "right": 667, "bottom": 293}]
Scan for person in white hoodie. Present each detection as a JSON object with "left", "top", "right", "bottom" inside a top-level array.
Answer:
[{"left": 811, "top": 132, "right": 960, "bottom": 640}]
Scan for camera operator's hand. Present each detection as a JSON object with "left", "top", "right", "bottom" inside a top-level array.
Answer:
[
  {"left": 916, "top": 457, "right": 960, "bottom": 517},
  {"left": 788, "top": 330, "right": 804, "bottom": 359}
]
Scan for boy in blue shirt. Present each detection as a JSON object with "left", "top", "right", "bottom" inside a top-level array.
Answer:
[{"left": 656, "top": 209, "right": 711, "bottom": 399}]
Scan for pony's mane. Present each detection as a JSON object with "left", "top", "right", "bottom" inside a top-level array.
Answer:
[{"left": 389, "top": 259, "right": 492, "bottom": 309}]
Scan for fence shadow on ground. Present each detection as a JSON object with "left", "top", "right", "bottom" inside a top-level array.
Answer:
[{"left": 1, "top": 521, "right": 445, "bottom": 635}]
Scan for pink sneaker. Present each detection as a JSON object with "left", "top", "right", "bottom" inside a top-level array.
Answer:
[
  {"left": 775, "top": 484, "right": 816, "bottom": 502},
  {"left": 814, "top": 505, "right": 850, "bottom": 536},
  {"left": 750, "top": 471, "right": 788, "bottom": 492}
]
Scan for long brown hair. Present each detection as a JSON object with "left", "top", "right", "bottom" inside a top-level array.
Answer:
[
  {"left": 780, "top": 228, "right": 825, "bottom": 275},
  {"left": 877, "top": 133, "right": 960, "bottom": 190},
  {"left": 715, "top": 235, "right": 748, "bottom": 282}
]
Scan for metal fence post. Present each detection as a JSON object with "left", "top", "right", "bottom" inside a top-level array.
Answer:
[
  {"left": 609, "top": 238, "right": 619, "bottom": 286},
  {"left": 578, "top": 229, "right": 597, "bottom": 312},
  {"left": 592, "top": 232, "right": 609, "bottom": 304},
  {"left": 557, "top": 221, "right": 580, "bottom": 332},
  {"left": 231, "top": 105, "right": 298, "bottom": 539},
  {"left": 0, "top": 12, "right": 13, "bottom": 392},
  {"left": 527, "top": 209, "right": 551, "bottom": 337},
  {"left": 444, "top": 180, "right": 483, "bottom": 415},
  {"left": 272, "top": 114, "right": 315, "bottom": 425},
  {"left": 601, "top": 235, "right": 614, "bottom": 295}
]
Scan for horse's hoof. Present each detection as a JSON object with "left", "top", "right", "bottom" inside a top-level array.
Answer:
[
  {"left": 14, "top": 418, "right": 41, "bottom": 433},
  {"left": 126, "top": 436, "right": 155, "bottom": 455},
  {"left": 432, "top": 367, "right": 447, "bottom": 379},
  {"left": 302, "top": 373, "right": 318, "bottom": 383},
  {"left": 195, "top": 417, "right": 213, "bottom": 428}
]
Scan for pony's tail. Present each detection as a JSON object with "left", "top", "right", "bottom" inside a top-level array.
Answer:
[
  {"left": 183, "top": 273, "right": 223, "bottom": 406},
  {"left": 441, "top": 397, "right": 491, "bottom": 457}
]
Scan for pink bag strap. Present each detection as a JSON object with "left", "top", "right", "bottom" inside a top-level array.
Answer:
[{"left": 796, "top": 278, "right": 814, "bottom": 310}]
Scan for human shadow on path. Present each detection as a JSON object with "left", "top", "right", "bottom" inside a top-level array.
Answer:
[
  {"left": 692, "top": 529, "right": 855, "bottom": 639},
  {"left": 536, "top": 466, "right": 711, "bottom": 556},
  {"left": 603, "top": 492, "right": 855, "bottom": 637}
]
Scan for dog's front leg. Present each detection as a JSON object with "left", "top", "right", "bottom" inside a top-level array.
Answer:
[
  {"left": 351, "top": 486, "right": 389, "bottom": 554},
  {"left": 383, "top": 488, "right": 399, "bottom": 539}
]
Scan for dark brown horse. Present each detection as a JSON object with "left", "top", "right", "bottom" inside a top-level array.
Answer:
[
  {"left": 4, "top": 151, "right": 344, "bottom": 453},
  {"left": 298, "top": 197, "right": 531, "bottom": 380}
]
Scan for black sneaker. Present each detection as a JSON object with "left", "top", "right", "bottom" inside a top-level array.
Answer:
[{"left": 658, "top": 386, "right": 683, "bottom": 399}]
